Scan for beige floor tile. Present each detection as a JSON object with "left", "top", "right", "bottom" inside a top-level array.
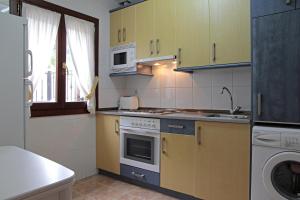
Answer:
[{"left": 72, "top": 175, "right": 178, "bottom": 200}]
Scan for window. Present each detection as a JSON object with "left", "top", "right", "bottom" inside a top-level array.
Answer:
[{"left": 20, "top": 0, "right": 99, "bottom": 117}]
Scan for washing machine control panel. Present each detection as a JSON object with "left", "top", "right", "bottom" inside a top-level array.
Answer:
[{"left": 282, "top": 134, "right": 300, "bottom": 149}]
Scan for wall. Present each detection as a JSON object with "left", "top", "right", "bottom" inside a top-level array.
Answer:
[
  {"left": 26, "top": 0, "right": 121, "bottom": 180},
  {"left": 125, "top": 64, "right": 251, "bottom": 111}
]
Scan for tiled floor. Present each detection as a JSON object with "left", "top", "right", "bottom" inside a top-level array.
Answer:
[{"left": 72, "top": 175, "right": 178, "bottom": 200}]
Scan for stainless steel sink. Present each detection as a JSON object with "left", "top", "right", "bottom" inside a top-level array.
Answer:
[{"left": 205, "top": 114, "right": 249, "bottom": 119}]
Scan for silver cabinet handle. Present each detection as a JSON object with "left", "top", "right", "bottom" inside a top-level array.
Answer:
[
  {"left": 115, "top": 119, "right": 120, "bottom": 134},
  {"left": 178, "top": 48, "right": 182, "bottom": 65},
  {"left": 212, "top": 43, "right": 216, "bottom": 62},
  {"left": 167, "top": 124, "right": 184, "bottom": 129},
  {"left": 156, "top": 39, "right": 160, "bottom": 54},
  {"left": 150, "top": 40, "right": 154, "bottom": 55},
  {"left": 123, "top": 28, "right": 126, "bottom": 42},
  {"left": 162, "top": 137, "right": 167, "bottom": 154},
  {"left": 131, "top": 172, "right": 145, "bottom": 179},
  {"left": 257, "top": 93, "right": 262, "bottom": 116},
  {"left": 196, "top": 126, "right": 202, "bottom": 145},
  {"left": 118, "top": 29, "right": 121, "bottom": 43},
  {"left": 25, "top": 50, "right": 33, "bottom": 77}
]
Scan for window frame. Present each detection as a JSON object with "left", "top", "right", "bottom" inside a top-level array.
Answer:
[{"left": 15, "top": 0, "right": 99, "bottom": 117}]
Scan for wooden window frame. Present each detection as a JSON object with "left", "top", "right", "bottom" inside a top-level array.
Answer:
[{"left": 12, "top": 0, "right": 99, "bottom": 117}]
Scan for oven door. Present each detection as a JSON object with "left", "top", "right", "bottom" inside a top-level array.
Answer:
[
  {"left": 124, "top": 133, "right": 154, "bottom": 164},
  {"left": 120, "top": 127, "right": 160, "bottom": 172}
]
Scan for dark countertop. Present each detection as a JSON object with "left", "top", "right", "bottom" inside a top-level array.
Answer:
[{"left": 97, "top": 109, "right": 251, "bottom": 124}]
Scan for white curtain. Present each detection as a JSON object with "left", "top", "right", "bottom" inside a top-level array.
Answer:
[
  {"left": 65, "top": 15, "right": 96, "bottom": 114},
  {"left": 22, "top": 4, "right": 61, "bottom": 96}
]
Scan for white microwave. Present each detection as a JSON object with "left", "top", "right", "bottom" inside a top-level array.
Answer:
[{"left": 111, "top": 43, "right": 136, "bottom": 73}]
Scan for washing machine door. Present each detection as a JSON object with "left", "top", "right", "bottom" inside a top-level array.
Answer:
[{"left": 263, "top": 152, "right": 300, "bottom": 200}]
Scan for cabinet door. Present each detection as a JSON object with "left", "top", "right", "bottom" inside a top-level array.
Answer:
[
  {"left": 195, "top": 122, "right": 250, "bottom": 200},
  {"left": 154, "top": 0, "right": 175, "bottom": 57},
  {"left": 96, "top": 115, "right": 120, "bottom": 175},
  {"left": 110, "top": 10, "right": 122, "bottom": 47},
  {"left": 210, "top": 0, "right": 250, "bottom": 65},
  {"left": 253, "top": 10, "right": 300, "bottom": 124},
  {"left": 160, "top": 133, "right": 195, "bottom": 196},
  {"left": 174, "top": 0, "right": 210, "bottom": 68},
  {"left": 136, "top": 0, "right": 155, "bottom": 59},
  {"left": 252, "top": 0, "right": 296, "bottom": 18},
  {"left": 297, "top": 0, "right": 300, "bottom": 9},
  {"left": 122, "top": 6, "right": 136, "bottom": 44}
]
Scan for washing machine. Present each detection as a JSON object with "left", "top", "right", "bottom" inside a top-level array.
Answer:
[{"left": 252, "top": 126, "right": 300, "bottom": 200}]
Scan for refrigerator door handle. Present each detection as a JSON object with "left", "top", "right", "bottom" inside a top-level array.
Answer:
[{"left": 25, "top": 50, "right": 33, "bottom": 77}]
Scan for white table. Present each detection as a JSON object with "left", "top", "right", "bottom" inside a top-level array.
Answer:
[{"left": 0, "top": 146, "right": 75, "bottom": 200}]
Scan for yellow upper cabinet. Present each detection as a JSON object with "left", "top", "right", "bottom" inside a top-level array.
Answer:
[
  {"left": 110, "top": 10, "right": 123, "bottom": 47},
  {"left": 210, "top": 0, "right": 251, "bottom": 65},
  {"left": 154, "top": 0, "right": 175, "bottom": 57},
  {"left": 136, "top": 0, "right": 175, "bottom": 59},
  {"left": 160, "top": 133, "right": 195, "bottom": 196},
  {"left": 110, "top": 6, "right": 136, "bottom": 47},
  {"left": 136, "top": 0, "right": 155, "bottom": 59},
  {"left": 174, "top": 0, "right": 210, "bottom": 68},
  {"left": 121, "top": 6, "right": 136, "bottom": 44}
]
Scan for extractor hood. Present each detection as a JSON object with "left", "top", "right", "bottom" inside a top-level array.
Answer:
[{"left": 136, "top": 55, "right": 177, "bottom": 66}]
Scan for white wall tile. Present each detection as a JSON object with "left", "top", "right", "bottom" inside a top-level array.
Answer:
[
  {"left": 212, "top": 86, "right": 233, "bottom": 110},
  {"left": 193, "top": 70, "right": 212, "bottom": 87},
  {"left": 138, "top": 88, "right": 161, "bottom": 107},
  {"left": 193, "top": 87, "right": 212, "bottom": 109},
  {"left": 175, "top": 72, "right": 193, "bottom": 88},
  {"left": 233, "top": 86, "right": 251, "bottom": 111},
  {"left": 233, "top": 68, "right": 251, "bottom": 87},
  {"left": 160, "top": 65, "right": 176, "bottom": 88},
  {"left": 176, "top": 88, "right": 193, "bottom": 109},
  {"left": 99, "top": 88, "right": 121, "bottom": 108},
  {"left": 211, "top": 68, "right": 233, "bottom": 87},
  {"left": 161, "top": 88, "right": 176, "bottom": 109}
]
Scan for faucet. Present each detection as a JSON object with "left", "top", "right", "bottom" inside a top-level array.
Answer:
[{"left": 220, "top": 86, "right": 242, "bottom": 115}]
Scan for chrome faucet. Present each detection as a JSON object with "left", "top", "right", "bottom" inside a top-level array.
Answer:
[{"left": 220, "top": 86, "right": 241, "bottom": 115}]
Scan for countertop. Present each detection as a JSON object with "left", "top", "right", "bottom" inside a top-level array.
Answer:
[
  {"left": 98, "top": 110, "right": 251, "bottom": 124},
  {"left": 0, "top": 146, "right": 75, "bottom": 200}
]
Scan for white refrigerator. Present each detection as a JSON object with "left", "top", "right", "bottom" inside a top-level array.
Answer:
[{"left": 0, "top": 13, "right": 32, "bottom": 148}]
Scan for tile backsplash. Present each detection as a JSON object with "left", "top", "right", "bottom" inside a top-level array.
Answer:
[{"left": 124, "top": 64, "right": 251, "bottom": 111}]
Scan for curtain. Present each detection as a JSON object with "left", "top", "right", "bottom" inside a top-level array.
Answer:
[
  {"left": 65, "top": 15, "right": 97, "bottom": 114},
  {"left": 23, "top": 3, "right": 61, "bottom": 97}
]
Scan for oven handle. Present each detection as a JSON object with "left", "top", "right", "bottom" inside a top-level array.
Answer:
[{"left": 120, "top": 127, "right": 160, "bottom": 136}]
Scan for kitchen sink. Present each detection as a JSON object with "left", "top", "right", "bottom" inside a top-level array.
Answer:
[{"left": 205, "top": 114, "right": 249, "bottom": 119}]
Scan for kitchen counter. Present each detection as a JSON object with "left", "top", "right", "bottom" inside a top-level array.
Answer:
[
  {"left": 0, "top": 146, "right": 75, "bottom": 200},
  {"left": 98, "top": 110, "right": 251, "bottom": 124}
]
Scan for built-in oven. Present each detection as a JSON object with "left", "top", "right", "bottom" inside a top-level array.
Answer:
[
  {"left": 111, "top": 43, "right": 136, "bottom": 73},
  {"left": 120, "top": 117, "right": 160, "bottom": 173}
]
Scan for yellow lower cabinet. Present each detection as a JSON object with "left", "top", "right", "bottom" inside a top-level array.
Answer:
[
  {"left": 195, "top": 121, "right": 250, "bottom": 200},
  {"left": 160, "top": 133, "right": 195, "bottom": 196},
  {"left": 96, "top": 115, "right": 120, "bottom": 175}
]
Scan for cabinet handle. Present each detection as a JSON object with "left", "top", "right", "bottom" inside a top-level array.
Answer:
[
  {"left": 123, "top": 28, "right": 126, "bottom": 42},
  {"left": 115, "top": 119, "right": 120, "bottom": 134},
  {"left": 286, "top": 0, "right": 292, "bottom": 5},
  {"left": 118, "top": 29, "right": 121, "bottom": 43},
  {"left": 196, "top": 126, "right": 202, "bottom": 145},
  {"left": 156, "top": 39, "right": 160, "bottom": 54},
  {"left": 212, "top": 43, "right": 216, "bottom": 62},
  {"left": 257, "top": 93, "right": 262, "bottom": 117},
  {"left": 167, "top": 124, "right": 184, "bottom": 129},
  {"left": 150, "top": 40, "right": 154, "bottom": 55},
  {"left": 178, "top": 48, "right": 182, "bottom": 65},
  {"left": 162, "top": 137, "right": 167, "bottom": 154},
  {"left": 131, "top": 171, "right": 145, "bottom": 179}
]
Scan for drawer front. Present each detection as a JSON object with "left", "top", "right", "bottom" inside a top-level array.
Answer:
[
  {"left": 120, "top": 164, "right": 160, "bottom": 186},
  {"left": 160, "top": 119, "right": 195, "bottom": 135},
  {"left": 252, "top": 0, "right": 296, "bottom": 18}
]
